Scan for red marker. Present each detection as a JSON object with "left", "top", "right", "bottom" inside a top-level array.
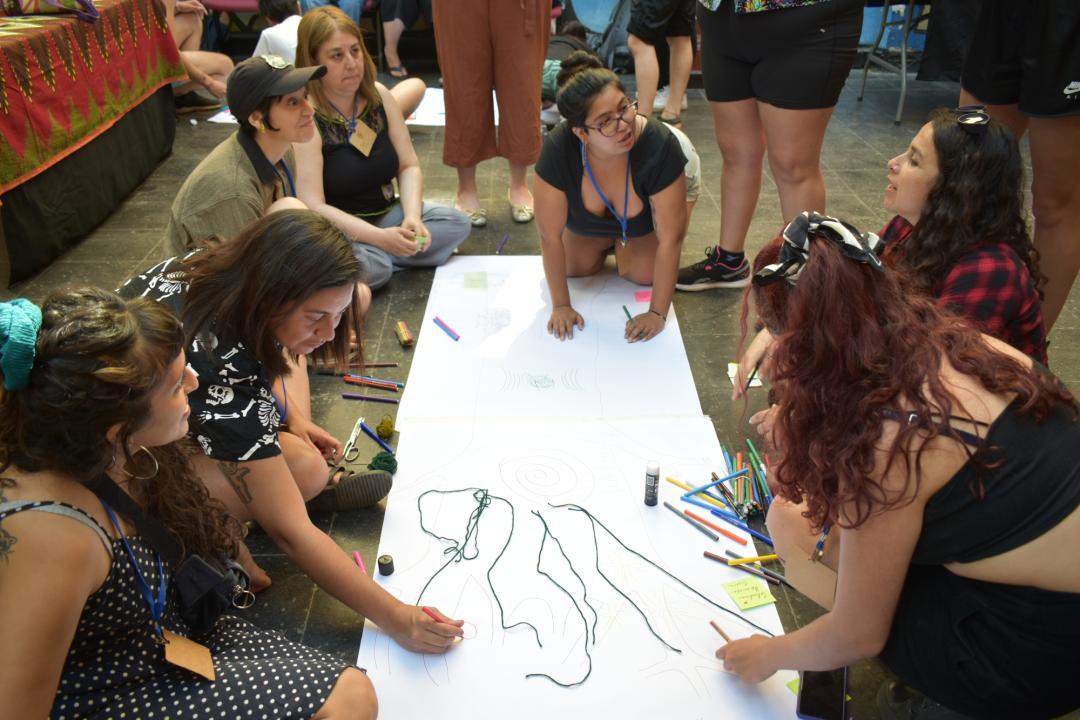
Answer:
[{"left": 421, "top": 606, "right": 443, "bottom": 623}]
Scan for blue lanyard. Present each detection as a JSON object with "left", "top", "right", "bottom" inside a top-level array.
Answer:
[
  {"left": 580, "top": 141, "right": 631, "bottom": 246},
  {"left": 327, "top": 97, "right": 359, "bottom": 138},
  {"left": 103, "top": 501, "right": 167, "bottom": 639},
  {"left": 274, "top": 161, "right": 296, "bottom": 199}
]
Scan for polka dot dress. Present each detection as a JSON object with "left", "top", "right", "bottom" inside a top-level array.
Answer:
[{"left": 52, "top": 537, "right": 349, "bottom": 719}]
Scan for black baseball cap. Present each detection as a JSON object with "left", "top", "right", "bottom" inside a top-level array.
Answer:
[{"left": 228, "top": 54, "right": 327, "bottom": 124}]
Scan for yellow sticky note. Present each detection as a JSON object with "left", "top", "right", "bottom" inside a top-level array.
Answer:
[
  {"left": 464, "top": 272, "right": 488, "bottom": 290},
  {"left": 787, "top": 678, "right": 800, "bottom": 695},
  {"left": 723, "top": 577, "right": 776, "bottom": 610}
]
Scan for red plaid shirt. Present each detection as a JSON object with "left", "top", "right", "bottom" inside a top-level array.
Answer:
[{"left": 880, "top": 216, "right": 1048, "bottom": 366}]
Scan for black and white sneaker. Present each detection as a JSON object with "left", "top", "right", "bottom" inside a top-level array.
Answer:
[{"left": 675, "top": 247, "right": 751, "bottom": 291}]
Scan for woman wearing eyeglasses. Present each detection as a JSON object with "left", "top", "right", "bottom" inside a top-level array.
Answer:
[
  {"left": 535, "top": 51, "right": 688, "bottom": 343},
  {"left": 733, "top": 107, "right": 1048, "bottom": 399}
]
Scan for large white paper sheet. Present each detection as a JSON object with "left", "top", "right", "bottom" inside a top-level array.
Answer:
[
  {"left": 358, "top": 417, "right": 795, "bottom": 719},
  {"left": 405, "top": 88, "right": 500, "bottom": 127},
  {"left": 395, "top": 257, "right": 703, "bottom": 422}
]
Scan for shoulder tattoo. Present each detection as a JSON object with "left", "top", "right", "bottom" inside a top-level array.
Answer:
[{"left": 0, "top": 477, "right": 17, "bottom": 563}]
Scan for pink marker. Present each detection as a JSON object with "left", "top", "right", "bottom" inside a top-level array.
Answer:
[{"left": 353, "top": 551, "right": 367, "bottom": 575}]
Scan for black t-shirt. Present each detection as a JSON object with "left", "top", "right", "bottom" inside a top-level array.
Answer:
[
  {"left": 535, "top": 117, "right": 685, "bottom": 240},
  {"left": 118, "top": 256, "right": 283, "bottom": 463},
  {"left": 316, "top": 103, "right": 399, "bottom": 218}
]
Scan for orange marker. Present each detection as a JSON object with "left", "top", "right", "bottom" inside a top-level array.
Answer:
[{"left": 684, "top": 509, "right": 747, "bottom": 545}]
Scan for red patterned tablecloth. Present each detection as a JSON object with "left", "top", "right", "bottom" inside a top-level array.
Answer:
[{"left": 0, "top": 0, "right": 185, "bottom": 194}]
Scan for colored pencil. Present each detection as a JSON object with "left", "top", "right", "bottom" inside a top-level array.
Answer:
[
  {"left": 709, "top": 620, "right": 732, "bottom": 643},
  {"left": 353, "top": 551, "right": 367, "bottom": 574},
  {"left": 347, "top": 374, "right": 405, "bottom": 388},
  {"left": 708, "top": 508, "right": 775, "bottom": 547},
  {"left": 359, "top": 420, "right": 395, "bottom": 454},
  {"left": 364, "top": 362, "right": 400, "bottom": 368},
  {"left": 344, "top": 377, "right": 399, "bottom": 392},
  {"left": 495, "top": 232, "right": 509, "bottom": 254},
  {"left": 341, "top": 393, "right": 400, "bottom": 404},
  {"left": 433, "top": 316, "right": 460, "bottom": 341},
  {"left": 421, "top": 606, "right": 443, "bottom": 623},
  {"left": 725, "top": 550, "right": 790, "bottom": 586},
  {"left": 727, "top": 554, "right": 778, "bottom": 566},
  {"left": 664, "top": 501, "right": 719, "bottom": 541},
  {"left": 666, "top": 477, "right": 727, "bottom": 509},
  {"left": 704, "top": 551, "right": 779, "bottom": 585},
  {"left": 622, "top": 304, "right": 633, "bottom": 322},
  {"left": 684, "top": 509, "right": 747, "bottom": 545}
]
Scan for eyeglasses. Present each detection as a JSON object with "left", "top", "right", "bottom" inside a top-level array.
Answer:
[
  {"left": 953, "top": 105, "right": 990, "bottom": 136},
  {"left": 583, "top": 100, "right": 638, "bottom": 137}
]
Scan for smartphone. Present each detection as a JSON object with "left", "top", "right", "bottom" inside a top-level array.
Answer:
[{"left": 796, "top": 668, "right": 848, "bottom": 720}]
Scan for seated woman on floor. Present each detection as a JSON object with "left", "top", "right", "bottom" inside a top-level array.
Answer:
[
  {"left": 735, "top": 106, "right": 1046, "bottom": 397},
  {"left": 717, "top": 215, "right": 1080, "bottom": 720},
  {"left": 536, "top": 51, "right": 688, "bottom": 343},
  {"left": 121, "top": 209, "right": 464, "bottom": 652},
  {"left": 0, "top": 288, "right": 376, "bottom": 718},
  {"left": 166, "top": 54, "right": 324, "bottom": 253},
  {"left": 294, "top": 5, "right": 469, "bottom": 292}
]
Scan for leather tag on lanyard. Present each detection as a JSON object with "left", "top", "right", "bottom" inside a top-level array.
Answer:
[
  {"left": 162, "top": 628, "right": 216, "bottom": 681},
  {"left": 349, "top": 121, "right": 376, "bottom": 156}
]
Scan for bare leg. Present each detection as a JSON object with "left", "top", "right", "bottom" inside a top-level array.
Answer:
[
  {"left": 389, "top": 77, "right": 426, "bottom": 119},
  {"left": 628, "top": 34, "right": 659, "bottom": 118},
  {"left": 383, "top": 17, "right": 406, "bottom": 71},
  {"left": 509, "top": 162, "right": 532, "bottom": 210},
  {"left": 663, "top": 35, "right": 692, "bottom": 120},
  {"left": 174, "top": 50, "right": 234, "bottom": 97},
  {"left": 613, "top": 231, "right": 660, "bottom": 285},
  {"left": 711, "top": 99, "right": 766, "bottom": 254},
  {"left": 236, "top": 538, "right": 272, "bottom": 592},
  {"left": 758, "top": 103, "right": 833, "bottom": 222},
  {"left": 1026, "top": 114, "right": 1080, "bottom": 330},
  {"left": 562, "top": 229, "right": 614, "bottom": 277},
  {"left": 173, "top": 10, "right": 202, "bottom": 50},
  {"left": 311, "top": 668, "right": 378, "bottom": 720},
  {"left": 454, "top": 165, "right": 481, "bottom": 212}
]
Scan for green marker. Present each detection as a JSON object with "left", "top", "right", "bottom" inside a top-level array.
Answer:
[{"left": 623, "top": 304, "right": 633, "bottom": 322}]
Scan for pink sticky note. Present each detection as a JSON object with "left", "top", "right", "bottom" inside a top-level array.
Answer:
[{"left": 634, "top": 290, "right": 652, "bottom": 303}]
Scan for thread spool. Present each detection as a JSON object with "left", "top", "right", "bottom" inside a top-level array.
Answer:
[{"left": 377, "top": 554, "right": 395, "bottom": 576}]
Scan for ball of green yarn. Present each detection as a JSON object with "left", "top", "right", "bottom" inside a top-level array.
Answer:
[
  {"left": 375, "top": 415, "right": 395, "bottom": 440},
  {"left": 368, "top": 451, "right": 398, "bottom": 475}
]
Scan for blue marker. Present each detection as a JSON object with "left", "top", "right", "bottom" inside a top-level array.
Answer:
[{"left": 359, "top": 420, "right": 395, "bottom": 455}]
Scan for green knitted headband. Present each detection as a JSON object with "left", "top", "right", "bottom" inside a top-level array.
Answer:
[{"left": 0, "top": 299, "right": 42, "bottom": 391}]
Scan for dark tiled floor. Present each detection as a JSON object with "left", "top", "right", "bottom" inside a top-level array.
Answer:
[{"left": 11, "top": 68, "right": 1080, "bottom": 719}]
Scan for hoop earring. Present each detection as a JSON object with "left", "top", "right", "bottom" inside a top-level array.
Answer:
[{"left": 116, "top": 445, "right": 160, "bottom": 481}]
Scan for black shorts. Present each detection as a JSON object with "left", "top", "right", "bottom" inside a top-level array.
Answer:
[
  {"left": 962, "top": 0, "right": 1080, "bottom": 118},
  {"left": 697, "top": 0, "right": 862, "bottom": 110},
  {"left": 627, "top": 0, "right": 696, "bottom": 46}
]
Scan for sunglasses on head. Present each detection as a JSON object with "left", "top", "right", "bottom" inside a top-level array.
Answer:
[{"left": 953, "top": 105, "right": 990, "bottom": 136}]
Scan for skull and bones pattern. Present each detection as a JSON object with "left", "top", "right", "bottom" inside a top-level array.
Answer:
[
  {"left": 198, "top": 399, "right": 256, "bottom": 423},
  {"left": 205, "top": 385, "right": 235, "bottom": 406}
]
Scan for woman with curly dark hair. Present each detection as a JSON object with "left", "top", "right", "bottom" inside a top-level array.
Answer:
[
  {"left": 881, "top": 105, "right": 1047, "bottom": 365},
  {"left": 717, "top": 215, "right": 1080, "bottom": 720},
  {"left": 0, "top": 287, "right": 376, "bottom": 718}
]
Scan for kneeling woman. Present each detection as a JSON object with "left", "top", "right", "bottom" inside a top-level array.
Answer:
[
  {"left": 121, "top": 209, "right": 463, "bottom": 653},
  {"left": 0, "top": 288, "right": 375, "bottom": 718},
  {"left": 536, "top": 52, "right": 687, "bottom": 343},
  {"left": 718, "top": 217, "right": 1080, "bottom": 719}
]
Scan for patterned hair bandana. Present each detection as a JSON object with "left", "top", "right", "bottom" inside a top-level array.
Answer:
[
  {"left": 0, "top": 299, "right": 42, "bottom": 391},
  {"left": 753, "top": 212, "right": 885, "bottom": 287}
]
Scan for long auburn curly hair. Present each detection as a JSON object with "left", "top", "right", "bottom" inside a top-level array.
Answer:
[
  {"left": 0, "top": 287, "right": 241, "bottom": 559},
  {"left": 743, "top": 234, "right": 1075, "bottom": 531},
  {"left": 898, "top": 108, "right": 1045, "bottom": 297}
]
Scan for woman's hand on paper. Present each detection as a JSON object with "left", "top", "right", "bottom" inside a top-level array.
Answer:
[
  {"left": 715, "top": 635, "right": 777, "bottom": 683},
  {"left": 625, "top": 311, "right": 665, "bottom": 343},
  {"left": 548, "top": 305, "right": 584, "bottom": 340},
  {"left": 390, "top": 604, "right": 464, "bottom": 654}
]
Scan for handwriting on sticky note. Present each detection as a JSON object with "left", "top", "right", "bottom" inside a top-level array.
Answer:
[
  {"left": 634, "top": 290, "right": 652, "bottom": 303},
  {"left": 464, "top": 272, "right": 488, "bottom": 290},
  {"left": 723, "top": 577, "right": 776, "bottom": 610},
  {"left": 727, "top": 362, "right": 763, "bottom": 388}
]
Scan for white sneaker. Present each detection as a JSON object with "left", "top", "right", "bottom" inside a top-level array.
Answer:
[{"left": 652, "top": 86, "right": 688, "bottom": 112}]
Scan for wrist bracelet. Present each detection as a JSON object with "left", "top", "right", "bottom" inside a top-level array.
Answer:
[{"left": 648, "top": 309, "right": 666, "bottom": 321}]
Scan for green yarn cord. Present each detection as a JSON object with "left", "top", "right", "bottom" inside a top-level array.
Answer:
[
  {"left": 367, "top": 451, "right": 398, "bottom": 474},
  {"left": 375, "top": 415, "right": 395, "bottom": 440}
]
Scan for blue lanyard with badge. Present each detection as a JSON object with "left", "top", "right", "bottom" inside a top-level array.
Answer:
[
  {"left": 103, "top": 501, "right": 217, "bottom": 681},
  {"left": 580, "top": 141, "right": 631, "bottom": 247},
  {"left": 329, "top": 97, "right": 377, "bottom": 156},
  {"left": 273, "top": 160, "right": 296, "bottom": 199}
]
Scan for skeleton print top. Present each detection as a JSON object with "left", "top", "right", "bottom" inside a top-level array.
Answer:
[{"left": 119, "top": 255, "right": 283, "bottom": 462}]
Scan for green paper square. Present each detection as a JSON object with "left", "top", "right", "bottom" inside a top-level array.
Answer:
[
  {"left": 787, "top": 678, "right": 800, "bottom": 695},
  {"left": 723, "top": 577, "right": 776, "bottom": 610},
  {"left": 464, "top": 272, "right": 488, "bottom": 289}
]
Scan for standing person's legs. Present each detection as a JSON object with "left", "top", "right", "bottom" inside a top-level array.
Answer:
[
  {"left": 758, "top": 104, "right": 833, "bottom": 222},
  {"left": 383, "top": 18, "right": 408, "bottom": 74},
  {"left": 1025, "top": 115, "right": 1080, "bottom": 330},
  {"left": 662, "top": 35, "right": 692, "bottom": 122},
  {"left": 491, "top": 0, "right": 550, "bottom": 215},
  {"left": 434, "top": 0, "right": 497, "bottom": 218},
  {"left": 713, "top": 99, "right": 766, "bottom": 255},
  {"left": 628, "top": 33, "right": 661, "bottom": 118}
]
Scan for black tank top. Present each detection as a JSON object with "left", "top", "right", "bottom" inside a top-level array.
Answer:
[
  {"left": 911, "top": 397, "right": 1080, "bottom": 565},
  {"left": 316, "top": 102, "right": 399, "bottom": 218}
]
